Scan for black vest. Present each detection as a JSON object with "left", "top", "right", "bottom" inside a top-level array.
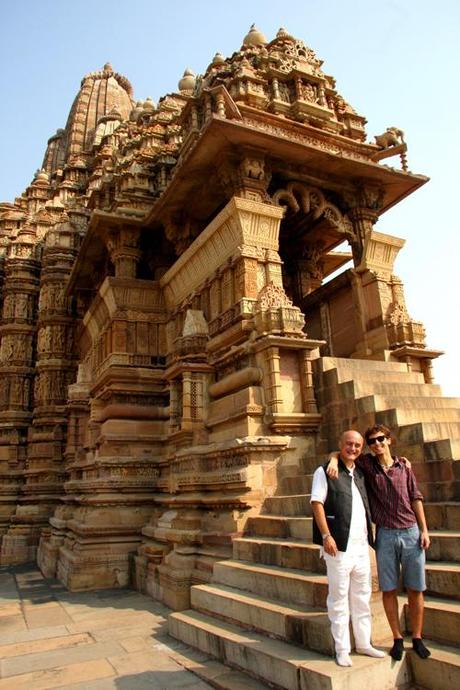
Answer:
[{"left": 312, "top": 459, "right": 374, "bottom": 552}]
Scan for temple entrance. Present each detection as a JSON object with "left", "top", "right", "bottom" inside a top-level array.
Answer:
[{"left": 271, "top": 180, "right": 354, "bottom": 354}]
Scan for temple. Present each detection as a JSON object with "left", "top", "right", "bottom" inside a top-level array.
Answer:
[{"left": 0, "top": 25, "right": 458, "bottom": 689}]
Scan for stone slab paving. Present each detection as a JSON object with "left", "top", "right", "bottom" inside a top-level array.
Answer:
[{"left": 0, "top": 565, "right": 216, "bottom": 690}]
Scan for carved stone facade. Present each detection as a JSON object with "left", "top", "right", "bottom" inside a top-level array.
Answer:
[{"left": 0, "top": 27, "right": 443, "bottom": 610}]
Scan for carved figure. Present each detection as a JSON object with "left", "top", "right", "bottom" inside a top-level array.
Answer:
[{"left": 374, "top": 127, "right": 405, "bottom": 149}]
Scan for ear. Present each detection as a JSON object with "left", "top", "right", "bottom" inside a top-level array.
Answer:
[{"left": 387, "top": 437, "right": 392, "bottom": 446}]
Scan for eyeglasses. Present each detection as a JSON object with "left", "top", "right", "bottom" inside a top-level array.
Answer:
[{"left": 367, "top": 435, "right": 387, "bottom": 445}]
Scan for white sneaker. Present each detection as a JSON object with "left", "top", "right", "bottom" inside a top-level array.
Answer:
[
  {"left": 336, "top": 652, "right": 353, "bottom": 666},
  {"left": 356, "top": 646, "right": 385, "bottom": 658}
]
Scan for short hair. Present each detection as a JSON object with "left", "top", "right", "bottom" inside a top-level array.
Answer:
[{"left": 364, "top": 424, "right": 392, "bottom": 443}]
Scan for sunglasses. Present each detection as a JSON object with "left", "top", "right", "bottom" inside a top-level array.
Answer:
[{"left": 367, "top": 435, "right": 387, "bottom": 445}]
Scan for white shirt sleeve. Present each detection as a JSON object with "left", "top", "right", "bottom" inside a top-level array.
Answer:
[{"left": 310, "top": 466, "right": 328, "bottom": 504}]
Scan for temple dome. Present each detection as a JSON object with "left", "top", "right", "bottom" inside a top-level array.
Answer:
[
  {"left": 61, "top": 63, "right": 134, "bottom": 164},
  {"left": 178, "top": 68, "right": 196, "bottom": 92},
  {"left": 243, "top": 24, "right": 267, "bottom": 47},
  {"left": 212, "top": 53, "right": 225, "bottom": 65}
]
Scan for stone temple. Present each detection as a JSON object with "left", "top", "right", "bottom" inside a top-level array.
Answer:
[{"left": 0, "top": 24, "right": 458, "bottom": 690}]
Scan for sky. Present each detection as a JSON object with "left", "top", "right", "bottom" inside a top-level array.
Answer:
[{"left": 1, "top": 0, "right": 459, "bottom": 395}]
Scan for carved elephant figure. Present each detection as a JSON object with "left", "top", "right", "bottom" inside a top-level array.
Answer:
[{"left": 374, "top": 126, "right": 405, "bottom": 149}]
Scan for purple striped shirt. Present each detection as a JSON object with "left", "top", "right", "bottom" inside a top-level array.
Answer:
[{"left": 356, "top": 454, "right": 423, "bottom": 529}]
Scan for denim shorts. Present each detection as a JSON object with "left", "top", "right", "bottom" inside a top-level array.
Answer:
[{"left": 375, "top": 524, "right": 426, "bottom": 592}]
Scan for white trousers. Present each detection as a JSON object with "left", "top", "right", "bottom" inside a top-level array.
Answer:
[{"left": 324, "top": 541, "right": 372, "bottom": 654}]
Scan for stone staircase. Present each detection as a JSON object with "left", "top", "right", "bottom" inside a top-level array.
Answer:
[{"left": 168, "top": 357, "right": 460, "bottom": 689}]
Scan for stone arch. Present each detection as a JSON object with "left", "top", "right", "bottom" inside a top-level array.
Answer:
[
  {"left": 270, "top": 180, "right": 353, "bottom": 307},
  {"left": 272, "top": 181, "right": 350, "bottom": 235}
]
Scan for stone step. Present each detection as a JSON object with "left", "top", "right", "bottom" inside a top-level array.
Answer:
[
  {"left": 245, "top": 515, "right": 312, "bottom": 540},
  {"left": 376, "top": 407, "right": 460, "bottom": 426},
  {"left": 427, "top": 531, "right": 460, "bottom": 562},
  {"left": 425, "top": 561, "right": 460, "bottom": 599},
  {"left": 396, "top": 421, "right": 460, "bottom": 444},
  {"left": 327, "top": 368, "right": 426, "bottom": 386},
  {"left": 343, "top": 380, "right": 444, "bottom": 400},
  {"left": 169, "top": 609, "right": 412, "bottom": 690},
  {"left": 412, "top": 460, "right": 460, "bottom": 483},
  {"left": 357, "top": 394, "right": 460, "bottom": 414},
  {"left": 404, "top": 595, "right": 460, "bottom": 647},
  {"left": 318, "top": 356, "right": 411, "bottom": 375},
  {"left": 169, "top": 648, "right": 277, "bottom": 690},
  {"left": 233, "top": 537, "right": 325, "bottom": 574},
  {"left": 424, "top": 502, "right": 460, "bottom": 530},
  {"left": 263, "top": 495, "right": 312, "bottom": 517},
  {"left": 278, "top": 474, "right": 313, "bottom": 495},
  {"left": 190, "top": 582, "right": 334, "bottom": 656},
  {"left": 213, "top": 559, "right": 328, "bottom": 608},
  {"left": 191, "top": 583, "right": 391, "bottom": 657},
  {"left": 408, "top": 640, "right": 460, "bottom": 690},
  {"left": 396, "top": 438, "right": 460, "bottom": 463},
  {"left": 417, "top": 479, "right": 460, "bottom": 502}
]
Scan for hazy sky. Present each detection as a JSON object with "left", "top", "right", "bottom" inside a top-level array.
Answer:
[{"left": 1, "top": 0, "right": 459, "bottom": 394}]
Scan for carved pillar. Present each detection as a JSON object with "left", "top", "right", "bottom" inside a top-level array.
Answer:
[
  {"left": 0, "top": 232, "right": 40, "bottom": 563},
  {"left": 37, "top": 364, "right": 91, "bottom": 578},
  {"left": 217, "top": 148, "right": 272, "bottom": 202},
  {"left": 350, "top": 229, "right": 440, "bottom": 374},
  {"left": 107, "top": 227, "right": 141, "bottom": 278},
  {"left": 265, "top": 346, "right": 282, "bottom": 414},
  {"left": 1, "top": 218, "right": 81, "bottom": 566}
]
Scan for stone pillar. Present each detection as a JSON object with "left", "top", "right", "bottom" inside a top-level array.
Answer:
[
  {"left": 1, "top": 219, "right": 81, "bottom": 565},
  {"left": 0, "top": 232, "right": 41, "bottom": 564},
  {"left": 107, "top": 227, "right": 141, "bottom": 278},
  {"left": 350, "top": 228, "right": 439, "bottom": 374}
]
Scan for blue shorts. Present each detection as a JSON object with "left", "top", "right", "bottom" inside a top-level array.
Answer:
[{"left": 375, "top": 524, "right": 426, "bottom": 592}]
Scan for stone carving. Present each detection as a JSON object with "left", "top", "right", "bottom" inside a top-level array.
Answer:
[
  {"left": 374, "top": 126, "right": 405, "bottom": 149},
  {"left": 255, "top": 282, "right": 293, "bottom": 310}
]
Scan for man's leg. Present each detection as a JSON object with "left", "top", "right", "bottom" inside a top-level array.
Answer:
[
  {"left": 407, "top": 588, "right": 424, "bottom": 637},
  {"left": 376, "top": 528, "right": 405, "bottom": 659},
  {"left": 401, "top": 526, "right": 430, "bottom": 659},
  {"left": 325, "top": 552, "right": 353, "bottom": 665},
  {"left": 381, "top": 589, "right": 403, "bottom": 638},
  {"left": 381, "top": 590, "right": 405, "bottom": 660},
  {"left": 349, "top": 543, "right": 385, "bottom": 658}
]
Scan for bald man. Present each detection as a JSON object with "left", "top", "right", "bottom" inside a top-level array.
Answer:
[{"left": 311, "top": 430, "right": 384, "bottom": 666}]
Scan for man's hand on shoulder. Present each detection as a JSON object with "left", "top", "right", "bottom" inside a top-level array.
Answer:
[
  {"left": 400, "top": 456, "right": 412, "bottom": 469},
  {"left": 326, "top": 452, "right": 339, "bottom": 480}
]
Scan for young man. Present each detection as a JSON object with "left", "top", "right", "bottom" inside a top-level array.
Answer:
[
  {"left": 310, "top": 429, "right": 385, "bottom": 666},
  {"left": 327, "top": 424, "right": 431, "bottom": 660}
]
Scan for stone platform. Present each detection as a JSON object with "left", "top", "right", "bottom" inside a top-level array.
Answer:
[{"left": 0, "top": 564, "right": 221, "bottom": 690}]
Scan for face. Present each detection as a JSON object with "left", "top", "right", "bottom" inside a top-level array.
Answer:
[
  {"left": 367, "top": 433, "right": 391, "bottom": 455},
  {"left": 339, "top": 431, "right": 364, "bottom": 463}
]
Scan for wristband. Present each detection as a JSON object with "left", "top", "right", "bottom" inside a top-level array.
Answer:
[{"left": 322, "top": 533, "right": 331, "bottom": 540}]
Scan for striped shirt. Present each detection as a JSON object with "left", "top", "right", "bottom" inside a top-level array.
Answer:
[{"left": 356, "top": 454, "right": 423, "bottom": 529}]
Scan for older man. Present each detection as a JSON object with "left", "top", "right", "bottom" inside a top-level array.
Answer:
[{"left": 310, "top": 430, "right": 384, "bottom": 666}]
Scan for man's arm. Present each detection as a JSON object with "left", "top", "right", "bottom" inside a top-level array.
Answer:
[
  {"left": 412, "top": 499, "right": 430, "bottom": 549},
  {"left": 325, "top": 451, "right": 367, "bottom": 479},
  {"left": 311, "top": 501, "right": 338, "bottom": 556},
  {"left": 325, "top": 452, "right": 339, "bottom": 479}
]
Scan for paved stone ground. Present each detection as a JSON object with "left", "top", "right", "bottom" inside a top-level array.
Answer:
[{"left": 0, "top": 564, "right": 217, "bottom": 690}]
